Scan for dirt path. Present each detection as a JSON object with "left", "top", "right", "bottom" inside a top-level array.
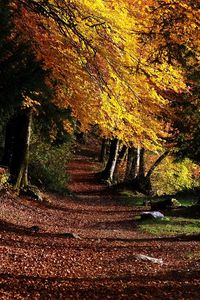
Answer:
[{"left": 0, "top": 149, "right": 200, "bottom": 299}]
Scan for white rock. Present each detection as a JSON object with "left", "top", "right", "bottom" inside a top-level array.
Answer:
[
  {"left": 141, "top": 211, "right": 164, "bottom": 219},
  {"left": 136, "top": 254, "right": 163, "bottom": 265}
]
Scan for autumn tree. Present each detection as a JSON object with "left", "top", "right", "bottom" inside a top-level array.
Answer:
[
  {"left": 107, "top": 0, "right": 200, "bottom": 193},
  {"left": 0, "top": 1, "right": 65, "bottom": 190},
  {"left": 139, "top": 0, "right": 200, "bottom": 160},
  {"left": 2, "top": 0, "right": 198, "bottom": 192},
  {"left": 99, "top": 138, "right": 120, "bottom": 184},
  {"left": 13, "top": 0, "right": 187, "bottom": 148}
]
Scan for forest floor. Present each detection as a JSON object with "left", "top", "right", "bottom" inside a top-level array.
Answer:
[{"left": 0, "top": 142, "right": 200, "bottom": 299}]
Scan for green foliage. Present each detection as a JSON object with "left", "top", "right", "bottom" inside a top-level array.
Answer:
[
  {"left": 34, "top": 105, "right": 74, "bottom": 145},
  {"left": 187, "top": 252, "right": 200, "bottom": 261},
  {"left": 29, "top": 135, "right": 72, "bottom": 194},
  {"left": 152, "top": 157, "right": 200, "bottom": 195},
  {"left": 138, "top": 217, "right": 200, "bottom": 236},
  {"left": 119, "top": 191, "right": 148, "bottom": 206}
]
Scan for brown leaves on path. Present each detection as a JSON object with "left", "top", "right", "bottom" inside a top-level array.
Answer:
[{"left": 0, "top": 148, "right": 200, "bottom": 299}]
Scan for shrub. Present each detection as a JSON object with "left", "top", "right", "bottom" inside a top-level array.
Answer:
[
  {"left": 29, "top": 135, "right": 72, "bottom": 194},
  {"left": 152, "top": 157, "right": 200, "bottom": 195}
]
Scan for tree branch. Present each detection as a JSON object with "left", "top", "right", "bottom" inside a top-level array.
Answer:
[{"left": 146, "top": 150, "right": 169, "bottom": 179}]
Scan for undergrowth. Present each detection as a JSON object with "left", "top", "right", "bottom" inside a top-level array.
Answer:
[
  {"left": 151, "top": 157, "right": 200, "bottom": 195},
  {"left": 29, "top": 136, "right": 72, "bottom": 195}
]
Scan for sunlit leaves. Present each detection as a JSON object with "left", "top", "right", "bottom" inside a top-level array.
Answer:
[{"left": 12, "top": 0, "right": 195, "bottom": 149}]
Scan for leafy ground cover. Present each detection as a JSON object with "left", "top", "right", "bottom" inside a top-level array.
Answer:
[
  {"left": 138, "top": 217, "right": 200, "bottom": 236},
  {"left": 0, "top": 143, "right": 200, "bottom": 299}
]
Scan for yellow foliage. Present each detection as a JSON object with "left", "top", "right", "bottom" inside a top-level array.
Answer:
[
  {"left": 22, "top": 95, "right": 41, "bottom": 110},
  {"left": 13, "top": 0, "right": 197, "bottom": 149},
  {"left": 63, "top": 120, "right": 74, "bottom": 134}
]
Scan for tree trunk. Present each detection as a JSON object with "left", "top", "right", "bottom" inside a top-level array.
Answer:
[
  {"left": 124, "top": 147, "right": 137, "bottom": 181},
  {"left": 133, "top": 150, "right": 169, "bottom": 195},
  {"left": 100, "top": 138, "right": 119, "bottom": 184},
  {"left": 118, "top": 144, "right": 127, "bottom": 162},
  {"left": 128, "top": 147, "right": 150, "bottom": 194},
  {"left": 138, "top": 148, "right": 145, "bottom": 179},
  {"left": 134, "top": 146, "right": 141, "bottom": 178},
  {"left": 99, "top": 138, "right": 109, "bottom": 164},
  {"left": 113, "top": 144, "right": 127, "bottom": 182},
  {"left": 145, "top": 150, "right": 169, "bottom": 180},
  {"left": 9, "top": 108, "right": 32, "bottom": 190},
  {"left": 114, "top": 148, "right": 169, "bottom": 195},
  {"left": 1, "top": 118, "right": 15, "bottom": 167}
]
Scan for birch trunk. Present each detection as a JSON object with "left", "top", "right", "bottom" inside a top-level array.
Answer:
[{"left": 100, "top": 138, "right": 119, "bottom": 184}]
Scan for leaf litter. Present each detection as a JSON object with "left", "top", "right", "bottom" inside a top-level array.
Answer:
[{"left": 0, "top": 146, "right": 200, "bottom": 299}]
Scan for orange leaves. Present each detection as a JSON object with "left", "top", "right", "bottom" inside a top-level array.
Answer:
[
  {"left": 63, "top": 120, "right": 74, "bottom": 134},
  {"left": 139, "top": 0, "right": 200, "bottom": 64},
  {"left": 11, "top": 0, "right": 195, "bottom": 149}
]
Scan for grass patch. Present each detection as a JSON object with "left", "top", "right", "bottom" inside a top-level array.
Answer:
[
  {"left": 118, "top": 190, "right": 199, "bottom": 207},
  {"left": 138, "top": 216, "right": 200, "bottom": 236},
  {"left": 119, "top": 191, "right": 148, "bottom": 206},
  {"left": 186, "top": 252, "right": 200, "bottom": 260},
  {"left": 174, "top": 196, "right": 198, "bottom": 207}
]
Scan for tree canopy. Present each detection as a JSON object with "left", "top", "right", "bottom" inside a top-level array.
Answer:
[
  {"left": 0, "top": 0, "right": 198, "bottom": 152},
  {"left": 10, "top": 0, "right": 198, "bottom": 150}
]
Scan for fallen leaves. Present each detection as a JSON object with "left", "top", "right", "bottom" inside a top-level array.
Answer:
[{"left": 0, "top": 147, "right": 200, "bottom": 299}]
